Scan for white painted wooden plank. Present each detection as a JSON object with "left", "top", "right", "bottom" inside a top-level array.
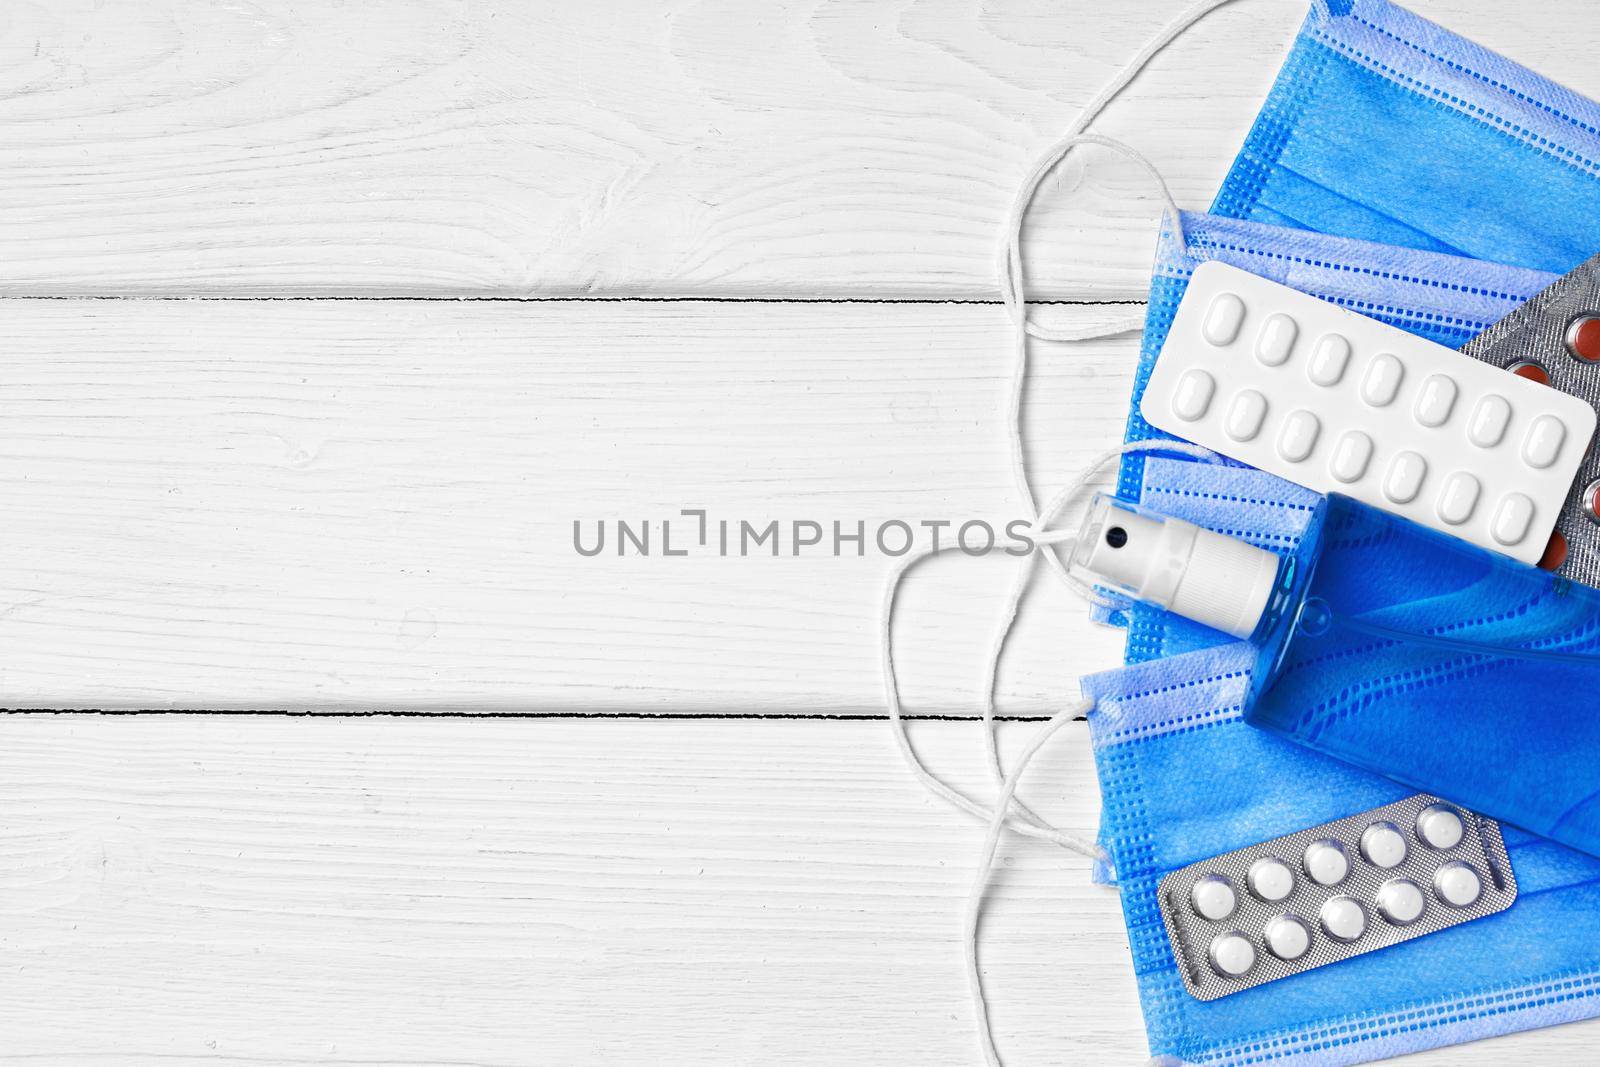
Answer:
[
  {"left": 0, "top": 300, "right": 1144, "bottom": 712},
  {"left": 0, "top": 715, "right": 1589, "bottom": 1064},
  {"left": 1, "top": 0, "right": 1595, "bottom": 298}
]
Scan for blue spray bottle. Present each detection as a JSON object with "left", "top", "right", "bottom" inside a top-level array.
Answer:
[{"left": 1071, "top": 492, "right": 1600, "bottom": 859}]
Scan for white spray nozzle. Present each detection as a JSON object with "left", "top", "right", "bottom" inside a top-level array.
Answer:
[{"left": 1068, "top": 494, "right": 1283, "bottom": 639}]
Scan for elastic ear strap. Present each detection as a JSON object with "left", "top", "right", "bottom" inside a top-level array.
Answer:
[
  {"left": 985, "top": 0, "right": 1253, "bottom": 830},
  {"left": 995, "top": 0, "right": 1256, "bottom": 332},
  {"left": 879, "top": 542, "right": 1103, "bottom": 849},
  {"left": 878, "top": 438, "right": 1214, "bottom": 848},
  {"left": 975, "top": 439, "right": 1214, "bottom": 835},
  {"left": 881, "top": 1, "right": 1263, "bottom": 1064},
  {"left": 998, "top": 134, "right": 1185, "bottom": 343},
  {"left": 998, "top": 0, "right": 1251, "bottom": 546},
  {"left": 965, "top": 700, "right": 1091, "bottom": 1067}
]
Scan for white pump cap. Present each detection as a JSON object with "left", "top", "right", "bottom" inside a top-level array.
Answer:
[{"left": 1068, "top": 494, "right": 1282, "bottom": 639}]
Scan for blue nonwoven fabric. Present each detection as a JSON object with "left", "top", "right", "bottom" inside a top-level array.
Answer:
[
  {"left": 1082, "top": 643, "right": 1600, "bottom": 1067},
  {"left": 1073, "top": 1, "right": 1600, "bottom": 1057},
  {"left": 1081, "top": 214, "right": 1600, "bottom": 1060},
  {"left": 1213, "top": 0, "right": 1600, "bottom": 274}
]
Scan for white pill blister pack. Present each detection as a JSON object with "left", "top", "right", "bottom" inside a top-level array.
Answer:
[
  {"left": 1141, "top": 261, "right": 1598, "bottom": 565},
  {"left": 1158, "top": 794, "right": 1516, "bottom": 1001}
]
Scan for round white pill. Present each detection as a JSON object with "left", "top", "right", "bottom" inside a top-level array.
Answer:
[
  {"left": 1360, "top": 821, "right": 1409, "bottom": 869},
  {"left": 1190, "top": 874, "right": 1238, "bottom": 921},
  {"left": 1208, "top": 932, "right": 1257, "bottom": 978},
  {"left": 1304, "top": 839, "right": 1350, "bottom": 886},
  {"left": 1376, "top": 878, "right": 1427, "bottom": 925},
  {"left": 1434, "top": 862, "right": 1483, "bottom": 908},
  {"left": 1416, "top": 804, "right": 1466, "bottom": 850},
  {"left": 1263, "top": 915, "right": 1312, "bottom": 961},
  {"left": 1248, "top": 857, "right": 1296, "bottom": 902},
  {"left": 1320, "top": 896, "right": 1367, "bottom": 943}
]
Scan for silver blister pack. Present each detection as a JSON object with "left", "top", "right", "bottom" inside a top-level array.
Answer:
[
  {"left": 1157, "top": 794, "right": 1516, "bottom": 1001},
  {"left": 1461, "top": 253, "right": 1600, "bottom": 585}
]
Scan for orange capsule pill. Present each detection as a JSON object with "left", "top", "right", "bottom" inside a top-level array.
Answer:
[
  {"left": 1509, "top": 360, "right": 1550, "bottom": 385},
  {"left": 1567, "top": 315, "right": 1600, "bottom": 363},
  {"left": 1585, "top": 479, "right": 1600, "bottom": 524},
  {"left": 1538, "top": 530, "right": 1568, "bottom": 571}
]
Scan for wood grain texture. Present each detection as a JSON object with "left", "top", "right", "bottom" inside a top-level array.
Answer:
[
  {"left": 0, "top": 299, "right": 1144, "bottom": 712},
  {"left": 0, "top": 0, "right": 1592, "bottom": 299},
  {"left": 0, "top": 715, "right": 1590, "bottom": 1065},
  {"left": 10, "top": 4, "right": 1600, "bottom": 1063}
]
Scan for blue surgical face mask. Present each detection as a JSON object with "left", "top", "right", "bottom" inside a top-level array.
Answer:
[
  {"left": 1213, "top": 0, "right": 1600, "bottom": 273},
  {"left": 1084, "top": 204, "right": 1600, "bottom": 1060},
  {"left": 1082, "top": 641, "right": 1600, "bottom": 1067},
  {"left": 975, "top": 1, "right": 1600, "bottom": 1059}
]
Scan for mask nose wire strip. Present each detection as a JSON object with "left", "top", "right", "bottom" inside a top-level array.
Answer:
[{"left": 875, "top": 0, "right": 1260, "bottom": 1062}]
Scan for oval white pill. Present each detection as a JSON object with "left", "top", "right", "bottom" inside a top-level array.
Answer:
[
  {"left": 1492, "top": 493, "right": 1536, "bottom": 546},
  {"left": 1329, "top": 430, "right": 1374, "bottom": 484},
  {"left": 1203, "top": 293, "right": 1246, "bottom": 346},
  {"left": 1208, "top": 932, "right": 1256, "bottom": 978},
  {"left": 1416, "top": 804, "right": 1466, "bottom": 850},
  {"left": 1320, "top": 896, "right": 1367, "bottom": 943},
  {"left": 1361, "top": 353, "right": 1405, "bottom": 407},
  {"left": 1172, "top": 369, "right": 1217, "bottom": 422},
  {"left": 1360, "top": 821, "right": 1409, "bottom": 869},
  {"left": 1256, "top": 313, "right": 1298, "bottom": 367},
  {"left": 1414, "top": 374, "right": 1459, "bottom": 427},
  {"left": 1468, "top": 394, "right": 1511, "bottom": 447},
  {"left": 1376, "top": 878, "right": 1427, "bottom": 925},
  {"left": 1383, "top": 451, "right": 1428, "bottom": 504},
  {"left": 1303, "top": 839, "right": 1350, "bottom": 886},
  {"left": 1277, "top": 409, "right": 1321, "bottom": 462},
  {"left": 1263, "top": 915, "right": 1312, "bottom": 961},
  {"left": 1434, "top": 862, "right": 1483, "bottom": 908},
  {"left": 1522, "top": 414, "right": 1568, "bottom": 469},
  {"left": 1225, "top": 389, "right": 1269, "bottom": 441},
  {"left": 1248, "top": 857, "right": 1296, "bottom": 903},
  {"left": 1436, "top": 472, "right": 1482, "bottom": 525},
  {"left": 1190, "top": 874, "right": 1238, "bottom": 921},
  {"left": 1307, "top": 333, "right": 1352, "bottom": 386}
]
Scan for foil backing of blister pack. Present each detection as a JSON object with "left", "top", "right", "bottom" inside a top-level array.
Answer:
[
  {"left": 1461, "top": 253, "right": 1600, "bottom": 585},
  {"left": 1157, "top": 794, "right": 1516, "bottom": 1001}
]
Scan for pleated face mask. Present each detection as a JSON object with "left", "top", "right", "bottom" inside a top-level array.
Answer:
[
  {"left": 1213, "top": 0, "right": 1600, "bottom": 273},
  {"left": 1083, "top": 636, "right": 1600, "bottom": 1067},
  {"left": 1076, "top": 0, "right": 1600, "bottom": 1049},
  {"left": 1084, "top": 214, "right": 1600, "bottom": 1062},
  {"left": 880, "top": 2, "right": 1600, "bottom": 1063}
]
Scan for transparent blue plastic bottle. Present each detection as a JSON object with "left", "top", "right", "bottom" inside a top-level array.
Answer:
[{"left": 1072, "top": 493, "right": 1600, "bottom": 859}]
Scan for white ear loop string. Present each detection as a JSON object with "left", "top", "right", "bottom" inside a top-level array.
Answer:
[
  {"left": 974, "top": 441, "right": 1213, "bottom": 828},
  {"left": 981, "top": 0, "right": 1252, "bottom": 845},
  {"left": 882, "top": 542, "right": 1101, "bottom": 849},
  {"left": 970, "top": 436, "right": 1216, "bottom": 842},
  {"left": 876, "top": 0, "right": 1257, "bottom": 1062},
  {"left": 881, "top": 437, "right": 1215, "bottom": 849},
  {"left": 884, "top": 0, "right": 1242, "bottom": 847},
  {"left": 966, "top": 700, "right": 1089, "bottom": 1067}
]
